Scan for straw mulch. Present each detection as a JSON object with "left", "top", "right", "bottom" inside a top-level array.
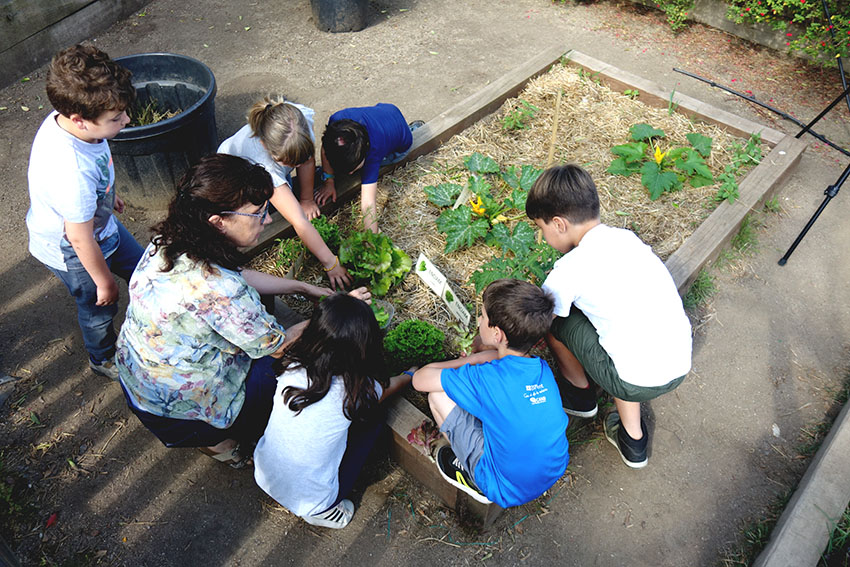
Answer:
[{"left": 251, "top": 63, "right": 761, "bottom": 351}]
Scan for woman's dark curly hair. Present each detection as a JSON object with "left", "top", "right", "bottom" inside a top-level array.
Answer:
[
  {"left": 277, "top": 293, "right": 388, "bottom": 421},
  {"left": 150, "top": 154, "right": 274, "bottom": 272}
]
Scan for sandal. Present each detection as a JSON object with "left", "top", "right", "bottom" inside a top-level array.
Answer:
[{"left": 198, "top": 446, "right": 252, "bottom": 469}]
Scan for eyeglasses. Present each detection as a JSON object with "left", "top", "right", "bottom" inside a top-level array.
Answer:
[{"left": 220, "top": 201, "right": 270, "bottom": 223}]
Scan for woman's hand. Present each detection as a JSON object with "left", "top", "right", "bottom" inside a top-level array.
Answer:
[
  {"left": 348, "top": 286, "right": 371, "bottom": 304},
  {"left": 326, "top": 263, "right": 352, "bottom": 290},
  {"left": 302, "top": 282, "right": 333, "bottom": 300}
]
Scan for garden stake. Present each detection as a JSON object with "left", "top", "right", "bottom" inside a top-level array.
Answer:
[
  {"left": 537, "top": 89, "right": 563, "bottom": 245},
  {"left": 546, "top": 89, "right": 563, "bottom": 168}
]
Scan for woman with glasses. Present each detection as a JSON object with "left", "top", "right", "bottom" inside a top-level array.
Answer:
[{"left": 115, "top": 154, "right": 367, "bottom": 466}]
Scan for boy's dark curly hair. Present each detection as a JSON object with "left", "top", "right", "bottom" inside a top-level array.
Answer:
[
  {"left": 46, "top": 44, "right": 136, "bottom": 120},
  {"left": 322, "top": 118, "right": 370, "bottom": 175},
  {"left": 150, "top": 154, "right": 274, "bottom": 273}
]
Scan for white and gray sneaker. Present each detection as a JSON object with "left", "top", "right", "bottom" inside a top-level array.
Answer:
[
  {"left": 303, "top": 499, "right": 354, "bottom": 529},
  {"left": 89, "top": 358, "right": 119, "bottom": 381}
]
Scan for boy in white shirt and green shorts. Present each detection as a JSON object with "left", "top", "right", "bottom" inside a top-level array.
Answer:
[{"left": 526, "top": 165, "right": 692, "bottom": 469}]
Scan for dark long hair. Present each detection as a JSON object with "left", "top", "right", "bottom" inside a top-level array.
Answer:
[
  {"left": 150, "top": 154, "right": 274, "bottom": 272},
  {"left": 278, "top": 293, "right": 388, "bottom": 421}
]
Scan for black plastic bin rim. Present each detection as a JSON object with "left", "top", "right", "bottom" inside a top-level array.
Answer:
[{"left": 113, "top": 52, "right": 217, "bottom": 141}]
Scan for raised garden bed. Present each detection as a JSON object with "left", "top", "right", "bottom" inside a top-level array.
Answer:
[{"left": 248, "top": 45, "right": 807, "bottom": 529}]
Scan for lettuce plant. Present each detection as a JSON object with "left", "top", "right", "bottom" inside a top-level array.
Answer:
[{"left": 339, "top": 230, "right": 411, "bottom": 296}]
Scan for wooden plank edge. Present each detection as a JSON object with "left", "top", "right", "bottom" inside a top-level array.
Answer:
[
  {"left": 386, "top": 396, "right": 505, "bottom": 528},
  {"left": 245, "top": 43, "right": 571, "bottom": 256},
  {"left": 564, "top": 51, "right": 785, "bottom": 147},
  {"left": 665, "top": 134, "right": 808, "bottom": 294},
  {"left": 0, "top": 0, "right": 151, "bottom": 90}
]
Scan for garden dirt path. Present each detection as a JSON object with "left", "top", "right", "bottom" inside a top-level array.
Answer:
[{"left": 1, "top": 1, "right": 849, "bottom": 565}]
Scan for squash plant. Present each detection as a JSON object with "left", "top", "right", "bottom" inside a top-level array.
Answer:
[
  {"left": 606, "top": 123, "right": 715, "bottom": 201},
  {"left": 424, "top": 152, "right": 560, "bottom": 292},
  {"left": 425, "top": 152, "right": 542, "bottom": 254}
]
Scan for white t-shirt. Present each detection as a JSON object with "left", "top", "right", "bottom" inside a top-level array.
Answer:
[
  {"left": 253, "top": 367, "right": 382, "bottom": 518},
  {"left": 542, "top": 224, "right": 692, "bottom": 387},
  {"left": 217, "top": 103, "right": 315, "bottom": 188},
  {"left": 26, "top": 111, "right": 118, "bottom": 270}
]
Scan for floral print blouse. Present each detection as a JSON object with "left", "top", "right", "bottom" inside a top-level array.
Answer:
[{"left": 116, "top": 243, "right": 285, "bottom": 428}]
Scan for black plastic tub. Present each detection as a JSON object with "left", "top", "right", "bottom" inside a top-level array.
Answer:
[
  {"left": 310, "top": 0, "right": 368, "bottom": 32},
  {"left": 109, "top": 53, "right": 217, "bottom": 209}
]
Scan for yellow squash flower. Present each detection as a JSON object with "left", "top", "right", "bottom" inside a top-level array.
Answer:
[
  {"left": 654, "top": 145, "right": 666, "bottom": 165},
  {"left": 491, "top": 214, "right": 508, "bottom": 224},
  {"left": 470, "top": 196, "right": 486, "bottom": 216}
]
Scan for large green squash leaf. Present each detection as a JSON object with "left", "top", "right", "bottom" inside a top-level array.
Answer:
[{"left": 436, "top": 206, "right": 490, "bottom": 253}]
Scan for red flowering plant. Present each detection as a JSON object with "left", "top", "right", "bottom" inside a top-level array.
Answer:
[{"left": 725, "top": 0, "right": 850, "bottom": 63}]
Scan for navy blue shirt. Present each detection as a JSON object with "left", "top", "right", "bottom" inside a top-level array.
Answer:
[
  {"left": 441, "top": 356, "right": 570, "bottom": 507},
  {"left": 328, "top": 103, "right": 412, "bottom": 184}
]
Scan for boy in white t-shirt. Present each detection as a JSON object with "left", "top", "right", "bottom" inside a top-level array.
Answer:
[
  {"left": 526, "top": 165, "right": 692, "bottom": 469},
  {"left": 26, "top": 44, "right": 143, "bottom": 380}
]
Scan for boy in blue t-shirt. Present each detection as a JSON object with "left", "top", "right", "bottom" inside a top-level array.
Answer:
[
  {"left": 26, "top": 44, "right": 144, "bottom": 380},
  {"left": 413, "top": 279, "right": 569, "bottom": 507},
  {"left": 316, "top": 103, "right": 416, "bottom": 233}
]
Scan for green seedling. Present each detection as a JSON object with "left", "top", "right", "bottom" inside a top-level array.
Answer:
[{"left": 502, "top": 99, "right": 539, "bottom": 131}]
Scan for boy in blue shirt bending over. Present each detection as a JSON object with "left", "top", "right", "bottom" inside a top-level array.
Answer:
[
  {"left": 316, "top": 103, "right": 418, "bottom": 233},
  {"left": 413, "top": 279, "right": 569, "bottom": 507}
]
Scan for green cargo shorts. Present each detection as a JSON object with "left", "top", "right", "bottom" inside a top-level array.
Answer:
[{"left": 550, "top": 306, "right": 685, "bottom": 403}]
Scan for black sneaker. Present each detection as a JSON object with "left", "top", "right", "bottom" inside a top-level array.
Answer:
[
  {"left": 604, "top": 412, "right": 648, "bottom": 469},
  {"left": 558, "top": 378, "right": 598, "bottom": 418},
  {"left": 408, "top": 120, "right": 425, "bottom": 131},
  {"left": 435, "top": 446, "right": 492, "bottom": 504}
]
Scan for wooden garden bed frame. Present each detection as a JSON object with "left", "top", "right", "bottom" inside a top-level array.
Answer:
[{"left": 248, "top": 45, "right": 808, "bottom": 529}]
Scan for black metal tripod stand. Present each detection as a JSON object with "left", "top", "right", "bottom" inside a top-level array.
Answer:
[
  {"left": 778, "top": 79, "right": 850, "bottom": 264},
  {"left": 674, "top": 0, "right": 850, "bottom": 265}
]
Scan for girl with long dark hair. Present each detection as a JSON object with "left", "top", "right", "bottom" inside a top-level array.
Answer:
[{"left": 253, "top": 293, "right": 413, "bottom": 528}]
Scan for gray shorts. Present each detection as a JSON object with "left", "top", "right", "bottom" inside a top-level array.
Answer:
[{"left": 439, "top": 406, "right": 485, "bottom": 481}]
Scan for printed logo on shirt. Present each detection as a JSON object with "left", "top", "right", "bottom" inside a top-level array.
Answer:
[
  {"left": 523, "top": 383, "right": 549, "bottom": 405},
  {"left": 95, "top": 154, "right": 112, "bottom": 199}
]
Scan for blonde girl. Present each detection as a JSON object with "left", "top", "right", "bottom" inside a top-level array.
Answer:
[{"left": 219, "top": 97, "right": 351, "bottom": 289}]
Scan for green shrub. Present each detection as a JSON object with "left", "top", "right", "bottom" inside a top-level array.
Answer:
[
  {"left": 383, "top": 320, "right": 445, "bottom": 371},
  {"left": 657, "top": 0, "right": 694, "bottom": 32}
]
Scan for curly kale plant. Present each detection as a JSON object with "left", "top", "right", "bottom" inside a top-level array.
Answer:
[{"left": 383, "top": 320, "right": 445, "bottom": 371}]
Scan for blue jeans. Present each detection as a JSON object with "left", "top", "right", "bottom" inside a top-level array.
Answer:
[{"left": 47, "top": 220, "right": 144, "bottom": 363}]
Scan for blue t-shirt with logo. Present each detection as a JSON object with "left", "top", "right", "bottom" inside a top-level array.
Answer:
[
  {"left": 441, "top": 355, "right": 570, "bottom": 507},
  {"left": 328, "top": 103, "right": 412, "bottom": 184}
]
